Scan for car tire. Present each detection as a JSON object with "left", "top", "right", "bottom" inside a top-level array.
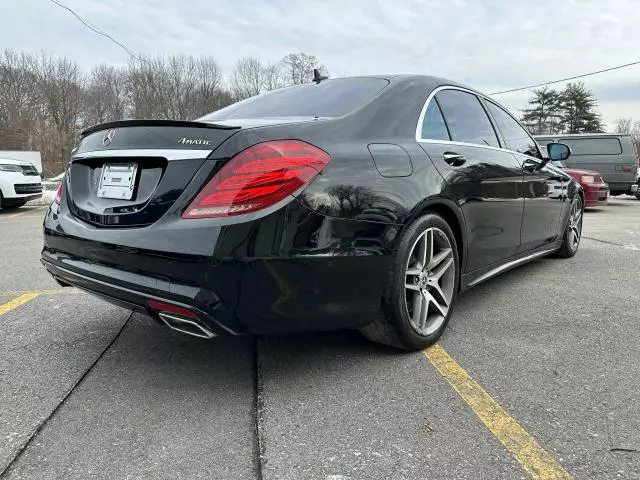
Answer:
[
  {"left": 635, "top": 193, "right": 640, "bottom": 200},
  {"left": 555, "top": 196, "right": 583, "bottom": 259},
  {"left": 0, "top": 190, "right": 4, "bottom": 209},
  {"left": 360, "top": 213, "right": 460, "bottom": 350}
]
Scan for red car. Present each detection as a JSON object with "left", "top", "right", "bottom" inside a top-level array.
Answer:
[{"left": 564, "top": 168, "right": 609, "bottom": 207}]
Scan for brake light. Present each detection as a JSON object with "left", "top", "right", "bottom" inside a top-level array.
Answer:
[
  {"left": 183, "top": 140, "right": 330, "bottom": 219},
  {"left": 54, "top": 183, "right": 63, "bottom": 204}
]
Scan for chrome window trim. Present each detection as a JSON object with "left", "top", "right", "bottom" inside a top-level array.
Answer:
[
  {"left": 415, "top": 85, "right": 541, "bottom": 159},
  {"left": 72, "top": 149, "right": 212, "bottom": 161}
]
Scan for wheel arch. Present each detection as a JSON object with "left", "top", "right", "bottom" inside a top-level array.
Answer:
[{"left": 404, "top": 197, "right": 467, "bottom": 281}]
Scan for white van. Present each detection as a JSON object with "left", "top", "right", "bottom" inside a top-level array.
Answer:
[{"left": 534, "top": 134, "right": 639, "bottom": 197}]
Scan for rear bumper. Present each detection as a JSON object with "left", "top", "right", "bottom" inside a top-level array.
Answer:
[
  {"left": 41, "top": 253, "right": 237, "bottom": 336},
  {"left": 42, "top": 200, "right": 393, "bottom": 335}
]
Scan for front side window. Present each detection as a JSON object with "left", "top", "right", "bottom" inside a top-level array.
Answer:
[
  {"left": 420, "top": 100, "right": 450, "bottom": 140},
  {"left": 485, "top": 101, "right": 540, "bottom": 158},
  {"left": 435, "top": 89, "right": 499, "bottom": 147}
]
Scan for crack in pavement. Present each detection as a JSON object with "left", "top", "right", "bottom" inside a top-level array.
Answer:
[
  {"left": 0, "top": 312, "right": 133, "bottom": 479},
  {"left": 253, "top": 336, "right": 266, "bottom": 480},
  {"left": 582, "top": 236, "right": 640, "bottom": 250}
]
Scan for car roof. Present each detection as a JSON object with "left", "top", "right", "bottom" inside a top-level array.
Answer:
[{"left": 325, "top": 74, "right": 481, "bottom": 93}]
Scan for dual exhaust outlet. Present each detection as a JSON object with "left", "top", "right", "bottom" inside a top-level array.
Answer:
[{"left": 147, "top": 299, "right": 216, "bottom": 339}]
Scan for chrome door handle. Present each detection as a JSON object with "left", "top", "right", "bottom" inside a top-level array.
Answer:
[{"left": 443, "top": 152, "right": 466, "bottom": 166}]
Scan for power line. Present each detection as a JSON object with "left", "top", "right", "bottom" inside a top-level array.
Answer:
[
  {"left": 48, "top": 0, "right": 143, "bottom": 62},
  {"left": 490, "top": 59, "right": 640, "bottom": 95}
]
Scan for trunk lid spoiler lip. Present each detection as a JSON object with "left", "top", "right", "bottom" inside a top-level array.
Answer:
[{"left": 81, "top": 119, "right": 241, "bottom": 137}]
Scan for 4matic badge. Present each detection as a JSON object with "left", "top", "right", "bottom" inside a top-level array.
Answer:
[{"left": 178, "top": 137, "right": 212, "bottom": 146}]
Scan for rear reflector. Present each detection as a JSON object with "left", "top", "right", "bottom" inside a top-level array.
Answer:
[
  {"left": 182, "top": 140, "right": 330, "bottom": 219},
  {"left": 147, "top": 299, "right": 199, "bottom": 319},
  {"left": 54, "top": 183, "right": 63, "bottom": 204}
]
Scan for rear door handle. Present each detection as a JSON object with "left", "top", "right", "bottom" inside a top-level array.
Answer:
[{"left": 443, "top": 152, "right": 466, "bottom": 166}]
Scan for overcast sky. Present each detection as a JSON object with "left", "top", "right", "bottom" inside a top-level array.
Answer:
[{"left": 2, "top": 0, "right": 640, "bottom": 129}]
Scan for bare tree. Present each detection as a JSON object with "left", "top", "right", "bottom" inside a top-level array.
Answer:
[
  {"left": 0, "top": 50, "right": 40, "bottom": 150},
  {"left": 281, "top": 52, "right": 328, "bottom": 85},
  {"left": 614, "top": 118, "right": 632, "bottom": 134},
  {"left": 190, "top": 56, "right": 228, "bottom": 117},
  {"left": 230, "top": 57, "right": 285, "bottom": 101},
  {"left": 83, "top": 65, "right": 127, "bottom": 126},
  {"left": 127, "top": 55, "right": 227, "bottom": 120},
  {"left": 231, "top": 57, "right": 263, "bottom": 101},
  {"left": 31, "top": 53, "right": 85, "bottom": 175},
  {"left": 262, "top": 62, "right": 284, "bottom": 91}
]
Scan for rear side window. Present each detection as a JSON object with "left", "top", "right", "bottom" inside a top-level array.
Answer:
[
  {"left": 558, "top": 137, "right": 622, "bottom": 155},
  {"left": 420, "top": 100, "right": 450, "bottom": 140},
  {"left": 200, "top": 78, "right": 389, "bottom": 120},
  {"left": 435, "top": 90, "right": 499, "bottom": 147},
  {"left": 485, "top": 101, "right": 540, "bottom": 158}
]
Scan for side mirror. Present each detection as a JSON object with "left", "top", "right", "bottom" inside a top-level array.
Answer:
[{"left": 547, "top": 143, "right": 571, "bottom": 161}]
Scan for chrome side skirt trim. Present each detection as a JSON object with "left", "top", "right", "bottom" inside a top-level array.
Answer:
[
  {"left": 73, "top": 149, "right": 212, "bottom": 161},
  {"left": 466, "top": 248, "right": 557, "bottom": 288}
]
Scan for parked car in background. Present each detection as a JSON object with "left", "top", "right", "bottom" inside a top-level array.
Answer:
[
  {"left": 42, "top": 75, "right": 584, "bottom": 351},
  {"left": 534, "top": 133, "right": 639, "bottom": 198},
  {"left": 547, "top": 158, "right": 609, "bottom": 207},
  {"left": 0, "top": 158, "right": 42, "bottom": 209}
]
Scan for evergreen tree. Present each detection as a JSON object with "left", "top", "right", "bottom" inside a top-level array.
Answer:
[
  {"left": 556, "top": 82, "right": 604, "bottom": 133},
  {"left": 521, "top": 86, "right": 561, "bottom": 135}
]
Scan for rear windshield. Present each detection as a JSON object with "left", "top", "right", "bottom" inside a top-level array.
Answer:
[
  {"left": 558, "top": 137, "right": 622, "bottom": 155},
  {"left": 200, "top": 78, "right": 389, "bottom": 121}
]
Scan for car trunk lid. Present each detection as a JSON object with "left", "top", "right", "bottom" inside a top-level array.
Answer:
[{"left": 67, "top": 120, "right": 240, "bottom": 227}]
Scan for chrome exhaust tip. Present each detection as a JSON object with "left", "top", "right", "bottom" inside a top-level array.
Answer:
[{"left": 158, "top": 312, "right": 216, "bottom": 339}]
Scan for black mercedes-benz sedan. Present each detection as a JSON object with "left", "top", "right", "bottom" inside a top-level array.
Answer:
[{"left": 41, "top": 75, "right": 583, "bottom": 350}]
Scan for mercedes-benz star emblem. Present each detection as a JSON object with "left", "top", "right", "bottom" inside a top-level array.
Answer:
[{"left": 102, "top": 129, "right": 116, "bottom": 146}]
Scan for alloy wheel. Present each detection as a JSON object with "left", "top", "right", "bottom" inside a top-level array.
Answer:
[
  {"left": 567, "top": 198, "right": 583, "bottom": 251},
  {"left": 404, "top": 227, "right": 456, "bottom": 336}
]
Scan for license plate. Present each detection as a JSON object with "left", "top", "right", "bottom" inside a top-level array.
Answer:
[{"left": 97, "top": 163, "right": 138, "bottom": 200}]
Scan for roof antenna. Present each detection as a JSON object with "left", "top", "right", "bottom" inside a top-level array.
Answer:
[{"left": 312, "top": 68, "right": 328, "bottom": 83}]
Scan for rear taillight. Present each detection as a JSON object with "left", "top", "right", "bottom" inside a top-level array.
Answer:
[
  {"left": 182, "top": 140, "right": 330, "bottom": 219},
  {"left": 54, "top": 183, "right": 63, "bottom": 204}
]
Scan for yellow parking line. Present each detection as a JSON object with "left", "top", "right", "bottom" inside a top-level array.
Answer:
[
  {"left": 0, "top": 292, "right": 41, "bottom": 316},
  {"left": 0, "top": 288, "right": 82, "bottom": 296},
  {"left": 424, "top": 345, "right": 572, "bottom": 480}
]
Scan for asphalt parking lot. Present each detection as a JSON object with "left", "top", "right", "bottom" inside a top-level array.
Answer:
[{"left": 1, "top": 198, "right": 639, "bottom": 480}]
